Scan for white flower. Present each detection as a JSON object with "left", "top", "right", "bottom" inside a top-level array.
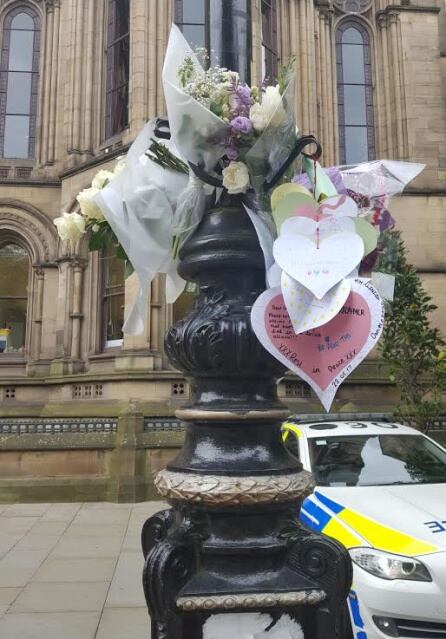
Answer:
[
  {"left": 249, "top": 84, "right": 286, "bottom": 131},
  {"left": 54, "top": 212, "right": 86, "bottom": 243},
  {"left": 77, "top": 186, "right": 104, "bottom": 221},
  {"left": 92, "top": 169, "right": 114, "bottom": 190},
  {"left": 249, "top": 102, "right": 268, "bottom": 132},
  {"left": 222, "top": 161, "right": 250, "bottom": 195}
]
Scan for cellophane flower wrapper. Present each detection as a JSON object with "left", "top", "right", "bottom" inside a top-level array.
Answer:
[
  {"left": 95, "top": 119, "right": 188, "bottom": 334},
  {"left": 245, "top": 78, "right": 300, "bottom": 208},
  {"left": 162, "top": 25, "right": 229, "bottom": 172}
]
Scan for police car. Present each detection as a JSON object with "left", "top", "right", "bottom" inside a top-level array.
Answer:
[{"left": 282, "top": 417, "right": 446, "bottom": 639}]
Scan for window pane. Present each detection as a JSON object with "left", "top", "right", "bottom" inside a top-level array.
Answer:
[
  {"left": 106, "top": 294, "right": 124, "bottom": 342},
  {"left": 0, "top": 243, "right": 28, "bottom": 353},
  {"left": 105, "top": 253, "right": 125, "bottom": 288},
  {"left": 4, "top": 114, "right": 30, "bottom": 158},
  {"left": 343, "top": 84, "right": 367, "bottom": 125},
  {"left": 0, "top": 243, "right": 28, "bottom": 295},
  {"left": 11, "top": 13, "right": 34, "bottom": 30},
  {"left": 6, "top": 72, "right": 31, "bottom": 114},
  {"left": 342, "top": 27, "right": 363, "bottom": 45},
  {"left": 345, "top": 126, "right": 368, "bottom": 163},
  {"left": 182, "top": 24, "right": 206, "bottom": 48},
  {"left": 342, "top": 43, "right": 365, "bottom": 84},
  {"left": 9, "top": 30, "right": 34, "bottom": 72},
  {"left": 182, "top": 0, "right": 205, "bottom": 23},
  {"left": 113, "top": 0, "right": 130, "bottom": 39}
]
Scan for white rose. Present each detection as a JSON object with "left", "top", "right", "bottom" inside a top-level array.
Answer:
[
  {"left": 77, "top": 186, "right": 104, "bottom": 221},
  {"left": 222, "top": 161, "right": 250, "bottom": 195},
  {"left": 92, "top": 169, "right": 114, "bottom": 190},
  {"left": 249, "top": 85, "right": 286, "bottom": 132},
  {"left": 54, "top": 212, "right": 86, "bottom": 242},
  {"left": 249, "top": 102, "right": 268, "bottom": 132}
]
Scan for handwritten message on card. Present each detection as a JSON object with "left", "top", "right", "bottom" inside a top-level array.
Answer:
[{"left": 251, "top": 278, "right": 385, "bottom": 411}]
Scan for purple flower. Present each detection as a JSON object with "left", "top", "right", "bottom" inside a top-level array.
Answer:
[
  {"left": 230, "top": 116, "right": 253, "bottom": 135},
  {"left": 225, "top": 144, "right": 239, "bottom": 161}
]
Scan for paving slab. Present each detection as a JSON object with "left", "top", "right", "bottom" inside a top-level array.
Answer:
[
  {"left": 0, "top": 611, "right": 101, "bottom": 639},
  {"left": 11, "top": 581, "right": 110, "bottom": 613},
  {"left": 0, "top": 501, "right": 163, "bottom": 638},
  {"left": 96, "top": 607, "right": 151, "bottom": 639},
  {"left": 32, "top": 557, "right": 117, "bottom": 583}
]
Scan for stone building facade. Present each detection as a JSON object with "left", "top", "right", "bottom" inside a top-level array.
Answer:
[{"left": 0, "top": 0, "right": 445, "bottom": 499}]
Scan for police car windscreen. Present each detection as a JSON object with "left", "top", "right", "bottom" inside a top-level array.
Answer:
[{"left": 308, "top": 434, "right": 446, "bottom": 487}]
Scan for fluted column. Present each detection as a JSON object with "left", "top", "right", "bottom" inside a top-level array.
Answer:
[
  {"left": 68, "top": 0, "right": 85, "bottom": 154},
  {"left": 32, "top": 269, "right": 45, "bottom": 361},
  {"left": 377, "top": 15, "right": 392, "bottom": 157},
  {"left": 81, "top": 0, "right": 96, "bottom": 155},
  {"left": 389, "top": 11, "right": 405, "bottom": 159},
  {"left": 70, "top": 260, "right": 84, "bottom": 361}
]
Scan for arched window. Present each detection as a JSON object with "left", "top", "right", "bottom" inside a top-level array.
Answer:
[
  {"left": 101, "top": 246, "right": 125, "bottom": 348},
  {"left": 105, "top": 0, "right": 130, "bottom": 140},
  {"left": 0, "top": 6, "right": 40, "bottom": 159},
  {"left": 175, "top": 0, "right": 209, "bottom": 50},
  {"left": 0, "top": 242, "right": 29, "bottom": 353},
  {"left": 336, "top": 21, "right": 375, "bottom": 164}
]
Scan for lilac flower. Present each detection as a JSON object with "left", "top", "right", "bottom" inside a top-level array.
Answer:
[
  {"left": 229, "top": 82, "right": 253, "bottom": 118},
  {"left": 230, "top": 116, "right": 253, "bottom": 135},
  {"left": 225, "top": 144, "right": 239, "bottom": 161}
]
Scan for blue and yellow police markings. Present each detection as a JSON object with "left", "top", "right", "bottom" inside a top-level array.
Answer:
[{"left": 300, "top": 491, "right": 441, "bottom": 557}]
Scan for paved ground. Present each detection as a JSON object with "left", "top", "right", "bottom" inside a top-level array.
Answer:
[{"left": 0, "top": 501, "right": 164, "bottom": 638}]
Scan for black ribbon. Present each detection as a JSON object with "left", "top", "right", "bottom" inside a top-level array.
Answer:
[{"left": 263, "top": 134, "right": 322, "bottom": 192}]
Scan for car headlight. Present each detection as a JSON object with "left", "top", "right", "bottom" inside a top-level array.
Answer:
[{"left": 349, "top": 548, "right": 432, "bottom": 581}]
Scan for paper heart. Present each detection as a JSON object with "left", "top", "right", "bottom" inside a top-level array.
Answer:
[
  {"left": 319, "top": 194, "right": 358, "bottom": 218},
  {"left": 280, "top": 215, "right": 355, "bottom": 239},
  {"left": 270, "top": 183, "right": 313, "bottom": 210},
  {"left": 354, "top": 217, "right": 380, "bottom": 256},
  {"left": 273, "top": 192, "right": 318, "bottom": 232},
  {"left": 281, "top": 272, "right": 351, "bottom": 334},
  {"left": 251, "top": 278, "right": 385, "bottom": 411},
  {"left": 273, "top": 232, "right": 364, "bottom": 300}
]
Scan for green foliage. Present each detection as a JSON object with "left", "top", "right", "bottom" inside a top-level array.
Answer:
[
  {"left": 377, "top": 230, "right": 445, "bottom": 431},
  {"left": 146, "top": 139, "right": 188, "bottom": 174},
  {"left": 87, "top": 220, "right": 134, "bottom": 278}
]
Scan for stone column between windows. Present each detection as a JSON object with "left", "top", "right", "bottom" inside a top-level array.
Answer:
[
  {"left": 32, "top": 268, "right": 45, "bottom": 361},
  {"left": 81, "top": 0, "right": 96, "bottom": 155},
  {"left": 38, "top": 2, "right": 54, "bottom": 165},
  {"left": 377, "top": 15, "right": 393, "bottom": 158},
  {"left": 388, "top": 11, "right": 405, "bottom": 159},
  {"left": 47, "top": 0, "right": 61, "bottom": 164},
  {"left": 70, "top": 260, "right": 84, "bottom": 362}
]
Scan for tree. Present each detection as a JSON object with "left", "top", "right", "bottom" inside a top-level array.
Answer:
[{"left": 377, "top": 230, "right": 446, "bottom": 431}]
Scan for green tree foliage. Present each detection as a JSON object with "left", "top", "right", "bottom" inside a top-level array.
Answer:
[{"left": 377, "top": 230, "right": 446, "bottom": 431}]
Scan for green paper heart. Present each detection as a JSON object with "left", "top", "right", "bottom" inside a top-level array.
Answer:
[
  {"left": 272, "top": 192, "right": 318, "bottom": 234},
  {"left": 354, "top": 218, "right": 380, "bottom": 256}
]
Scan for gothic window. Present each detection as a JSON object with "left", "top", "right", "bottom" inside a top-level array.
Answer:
[
  {"left": 0, "top": 6, "right": 40, "bottom": 159},
  {"left": 102, "top": 247, "right": 125, "bottom": 348},
  {"left": 105, "top": 0, "right": 130, "bottom": 140},
  {"left": 336, "top": 21, "right": 375, "bottom": 164},
  {"left": 175, "top": 0, "right": 209, "bottom": 50},
  {"left": 261, "top": 0, "right": 278, "bottom": 81},
  {"left": 0, "top": 242, "right": 29, "bottom": 353}
]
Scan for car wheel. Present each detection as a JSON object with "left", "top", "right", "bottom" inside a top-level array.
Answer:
[{"left": 336, "top": 601, "right": 354, "bottom": 639}]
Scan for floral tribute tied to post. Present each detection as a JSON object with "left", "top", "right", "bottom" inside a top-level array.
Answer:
[{"left": 53, "top": 23, "right": 425, "bottom": 414}]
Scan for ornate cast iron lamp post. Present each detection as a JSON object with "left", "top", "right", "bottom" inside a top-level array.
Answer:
[
  {"left": 142, "top": 198, "right": 352, "bottom": 638},
  {"left": 142, "top": 4, "right": 352, "bottom": 637}
]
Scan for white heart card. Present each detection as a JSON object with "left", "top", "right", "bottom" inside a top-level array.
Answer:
[
  {"left": 280, "top": 215, "right": 355, "bottom": 239},
  {"left": 319, "top": 194, "right": 358, "bottom": 218},
  {"left": 281, "top": 272, "right": 351, "bottom": 334},
  {"left": 273, "top": 232, "right": 364, "bottom": 300},
  {"left": 251, "top": 278, "right": 385, "bottom": 411}
]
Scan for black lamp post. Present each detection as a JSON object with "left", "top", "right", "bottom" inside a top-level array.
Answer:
[{"left": 141, "top": 5, "right": 352, "bottom": 637}]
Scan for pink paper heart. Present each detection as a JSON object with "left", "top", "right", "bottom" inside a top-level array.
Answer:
[{"left": 251, "top": 278, "right": 385, "bottom": 411}]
